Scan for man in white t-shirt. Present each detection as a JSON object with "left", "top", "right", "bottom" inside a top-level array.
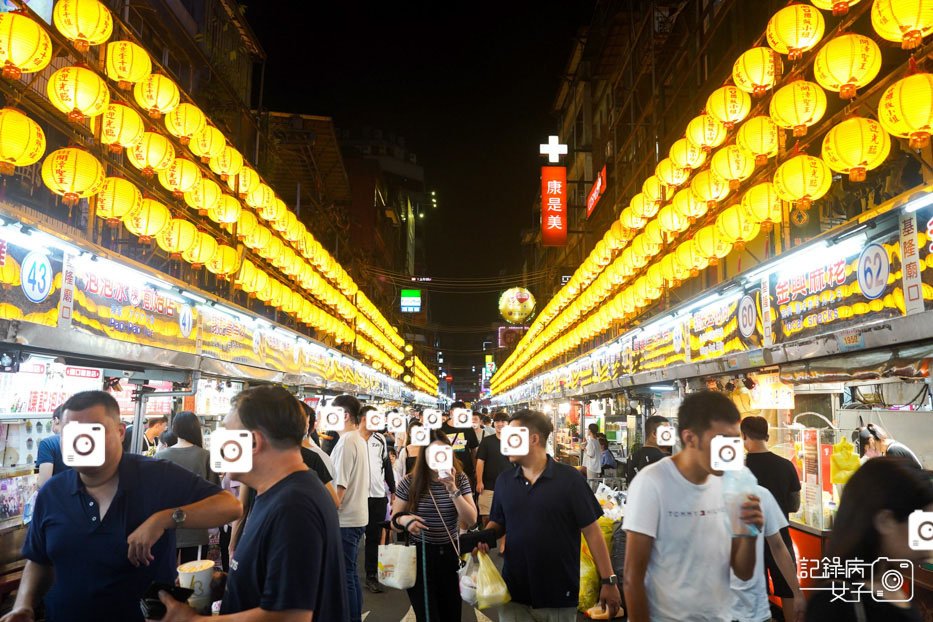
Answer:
[
  {"left": 623, "top": 391, "right": 763, "bottom": 622},
  {"left": 730, "top": 484, "right": 804, "bottom": 622},
  {"left": 330, "top": 395, "right": 371, "bottom": 622}
]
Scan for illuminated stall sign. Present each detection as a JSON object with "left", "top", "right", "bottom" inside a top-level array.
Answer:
[
  {"left": 632, "top": 319, "right": 687, "bottom": 372},
  {"left": 541, "top": 166, "right": 567, "bottom": 246},
  {"left": 72, "top": 268, "right": 198, "bottom": 353},
  {"left": 199, "top": 309, "right": 263, "bottom": 368},
  {"left": 0, "top": 240, "right": 63, "bottom": 329},
  {"left": 689, "top": 290, "right": 766, "bottom": 362},
  {"left": 586, "top": 166, "right": 607, "bottom": 219}
]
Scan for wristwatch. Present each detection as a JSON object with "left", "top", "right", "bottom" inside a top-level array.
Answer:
[
  {"left": 171, "top": 508, "right": 187, "bottom": 528},
  {"left": 449, "top": 489, "right": 463, "bottom": 499},
  {"left": 600, "top": 574, "right": 619, "bottom": 586}
]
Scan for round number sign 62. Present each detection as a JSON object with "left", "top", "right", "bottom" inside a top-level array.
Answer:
[{"left": 857, "top": 243, "right": 890, "bottom": 300}]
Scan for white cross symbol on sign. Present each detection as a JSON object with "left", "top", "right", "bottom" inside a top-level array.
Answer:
[{"left": 539, "top": 135, "right": 568, "bottom": 163}]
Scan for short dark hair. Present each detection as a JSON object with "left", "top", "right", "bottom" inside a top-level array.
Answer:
[
  {"left": 509, "top": 409, "right": 554, "bottom": 444},
  {"left": 588, "top": 423, "right": 599, "bottom": 436},
  {"left": 493, "top": 412, "right": 509, "bottom": 423},
  {"left": 172, "top": 411, "right": 204, "bottom": 447},
  {"left": 233, "top": 386, "right": 305, "bottom": 449},
  {"left": 159, "top": 430, "right": 178, "bottom": 447},
  {"left": 598, "top": 437, "right": 609, "bottom": 450},
  {"left": 481, "top": 415, "right": 492, "bottom": 425},
  {"left": 147, "top": 415, "right": 168, "bottom": 428},
  {"left": 298, "top": 401, "right": 316, "bottom": 436},
  {"left": 740, "top": 415, "right": 769, "bottom": 441},
  {"left": 51, "top": 405, "right": 64, "bottom": 422},
  {"left": 677, "top": 391, "right": 740, "bottom": 441},
  {"left": 332, "top": 394, "right": 362, "bottom": 424},
  {"left": 645, "top": 415, "right": 669, "bottom": 439},
  {"left": 450, "top": 401, "right": 465, "bottom": 411},
  {"left": 62, "top": 391, "right": 120, "bottom": 422}
]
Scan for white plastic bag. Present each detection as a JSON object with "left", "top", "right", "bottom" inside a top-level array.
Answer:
[
  {"left": 378, "top": 543, "right": 417, "bottom": 590},
  {"left": 459, "top": 554, "right": 478, "bottom": 606}
]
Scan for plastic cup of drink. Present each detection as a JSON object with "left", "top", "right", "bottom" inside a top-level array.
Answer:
[
  {"left": 177, "top": 559, "right": 215, "bottom": 611},
  {"left": 725, "top": 492, "right": 757, "bottom": 537}
]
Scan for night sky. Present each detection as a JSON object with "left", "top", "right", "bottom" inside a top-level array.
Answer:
[{"left": 246, "top": 1, "right": 595, "bottom": 388}]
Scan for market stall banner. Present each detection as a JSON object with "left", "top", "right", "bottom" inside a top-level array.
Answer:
[
  {"left": 71, "top": 269, "right": 199, "bottom": 354},
  {"left": 199, "top": 308, "right": 264, "bottom": 368},
  {"left": 688, "top": 288, "right": 767, "bottom": 363},
  {"left": 631, "top": 319, "right": 688, "bottom": 372},
  {"left": 0, "top": 240, "right": 62, "bottom": 328}
]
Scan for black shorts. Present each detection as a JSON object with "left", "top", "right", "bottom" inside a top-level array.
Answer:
[{"left": 764, "top": 526, "right": 796, "bottom": 598}]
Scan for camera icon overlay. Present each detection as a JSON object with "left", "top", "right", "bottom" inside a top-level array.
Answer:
[
  {"left": 656, "top": 425, "right": 676, "bottom": 447},
  {"left": 501, "top": 426, "right": 529, "bottom": 456},
  {"left": 451, "top": 408, "right": 472, "bottom": 429},
  {"left": 62, "top": 422, "right": 105, "bottom": 467},
  {"left": 320, "top": 406, "right": 346, "bottom": 432},
  {"left": 210, "top": 428, "right": 253, "bottom": 474},
  {"left": 872, "top": 558, "right": 913, "bottom": 602},
  {"left": 710, "top": 435, "right": 743, "bottom": 471},
  {"left": 365, "top": 410, "right": 386, "bottom": 431},
  {"left": 909, "top": 510, "right": 933, "bottom": 551},
  {"left": 427, "top": 444, "right": 453, "bottom": 473},
  {"left": 410, "top": 425, "right": 430, "bottom": 446},
  {"left": 423, "top": 409, "right": 442, "bottom": 430},
  {"left": 387, "top": 412, "right": 406, "bottom": 433}
]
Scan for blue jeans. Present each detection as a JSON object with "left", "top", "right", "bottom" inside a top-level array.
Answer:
[{"left": 341, "top": 526, "right": 365, "bottom": 622}]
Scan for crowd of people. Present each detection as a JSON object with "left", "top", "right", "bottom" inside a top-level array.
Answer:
[{"left": 0, "top": 387, "right": 928, "bottom": 622}]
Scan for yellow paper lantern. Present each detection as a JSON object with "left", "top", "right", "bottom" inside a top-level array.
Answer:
[
  {"left": 607, "top": 220, "right": 629, "bottom": 249},
  {"left": 655, "top": 158, "right": 688, "bottom": 188},
  {"left": 619, "top": 207, "right": 645, "bottom": 232},
  {"left": 252, "top": 270, "right": 269, "bottom": 300},
  {"left": 706, "top": 86, "right": 752, "bottom": 130},
  {"left": 247, "top": 183, "right": 275, "bottom": 213},
  {"left": 208, "top": 145, "right": 244, "bottom": 181},
  {"left": 630, "top": 192, "right": 659, "bottom": 220},
  {"left": 235, "top": 259, "right": 257, "bottom": 293},
  {"left": 127, "top": 131, "right": 175, "bottom": 177},
  {"left": 716, "top": 204, "right": 761, "bottom": 250},
  {"left": 124, "top": 198, "right": 170, "bottom": 243},
  {"left": 206, "top": 245, "right": 240, "bottom": 279},
  {"left": 157, "top": 157, "right": 202, "bottom": 198},
  {"left": 740, "top": 182, "right": 784, "bottom": 232},
  {"left": 227, "top": 166, "right": 260, "bottom": 199},
  {"left": 0, "top": 12, "right": 53, "bottom": 80},
  {"left": 47, "top": 66, "right": 109, "bottom": 122},
  {"left": 668, "top": 249, "right": 692, "bottom": 283},
  {"left": 0, "top": 107, "right": 45, "bottom": 175},
  {"left": 260, "top": 195, "right": 286, "bottom": 223},
  {"left": 711, "top": 145, "right": 755, "bottom": 190},
  {"left": 813, "top": 34, "right": 882, "bottom": 100},
  {"left": 189, "top": 125, "right": 225, "bottom": 163},
  {"left": 632, "top": 233, "right": 660, "bottom": 262},
  {"left": 658, "top": 203, "right": 688, "bottom": 234},
  {"left": 669, "top": 137, "right": 707, "bottom": 170},
  {"left": 676, "top": 239, "right": 709, "bottom": 276},
  {"left": 812, "top": 0, "right": 862, "bottom": 16},
  {"left": 41, "top": 147, "right": 104, "bottom": 207},
  {"left": 871, "top": 0, "right": 933, "bottom": 50},
  {"left": 770, "top": 80, "right": 827, "bottom": 137},
  {"left": 156, "top": 218, "right": 197, "bottom": 259},
  {"left": 686, "top": 114, "right": 727, "bottom": 153},
  {"left": 672, "top": 187, "right": 708, "bottom": 224},
  {"left": 182, "top": 231, "right": 218, "bottom": 270},
  {"left": 737, "top": 116, "right": 780, "bottom": 166},
  {"left": 183, "top": 178, "right": 223, "bottom": 216},
  {"left": 284, "top": 213, "right": 304, "bottom": 243},
  {"left": 95, "top": 177, "right": 141, "bottom": 227},
  {"left": 164, "top": 103, "right": 206, "bottom": 145},
  {"left": 642, "top": 175, "right": 666, "bottom": 207},
  {"left": 644, "top": 219, "right": 665, "bottom": 247},
  {"left": 245, "top": 225, "right": 271, "bottom": 253},
  {"left": 766, "top": 4, "right": 825, "bottom": 60},
  {"left": 646, "top": 262, "right": 665, "bottom": 292},
  {"left": 773, "top": 154, "right": 833, "bottom": 211},
  {"left": 236, "top": 209, "right": 257, "bottom": 240},
  {"left": 690, "top": 169, "right": 730, "bottom": 210},
  {"left": 53, "top": 0, "right": 113, "bottom": 52},
  {"left": 659, "top": 253, "right": 682, "bottom": 287},
  {"left": 822, "top": 117, "right": 891, "bottom": 182},
  {"left": 207, "top": 194, "right": 242, "bottom": 225},
  {"left": 104, "top": 41, "right": 151, "bottom": 89},
  {"left": 877, "top": 73, "right": 933, "bottom": 149},
  {"left": 100, "top": 103, "right": 144, "bottom": 153},
  {"left": 133, "top": 73, "right": 180, "bottom": 119},
  {"left": 733, "top": 47, "right": 779, "bottom": 97},
  {"left": 693, "top": 226, "right": 733, "bottom": 266},
  {"left": 270, "top": 198, "right": 290, "bottom": 231}
]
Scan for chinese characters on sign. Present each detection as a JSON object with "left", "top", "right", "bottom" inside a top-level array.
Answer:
[
  {"left": 541, "top": 166, "right": 567, "bottom": 247},
  {"left": 586, "top": 165, "right": 607, "bottom": 219},
  {"left": 799, "top": 556, "right": 914, "bottom": 604},
  {"left": 901, "top": 214, "right": 924, "bottom": 315}
]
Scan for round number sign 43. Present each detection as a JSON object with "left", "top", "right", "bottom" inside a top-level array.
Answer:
[
  {"left": 857, "top": 243, "right": 889, "bottom": 300},
  {"left": 20, "top": 251, "right": 53, "bottom": 303}
]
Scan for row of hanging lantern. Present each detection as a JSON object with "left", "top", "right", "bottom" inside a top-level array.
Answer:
[
  {"left": 409, "top": 357, "right": 440, "bottom": 395},
  {"left": 493, "top": 0, "right": 933, "bottom": 395},
  {"left": 0, "top": 1, "right": 407, "bottom": 372}
]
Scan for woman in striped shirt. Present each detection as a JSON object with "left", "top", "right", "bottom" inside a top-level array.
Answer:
[{"left": 392, "top": 430, "right": 477, "bottom": 622}]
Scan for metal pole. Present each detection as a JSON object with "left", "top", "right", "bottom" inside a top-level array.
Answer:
[{"left": 130, "top": 371, "right": 201, "bottom": 454}]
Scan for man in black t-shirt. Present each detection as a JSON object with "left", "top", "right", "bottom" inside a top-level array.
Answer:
[
  {"left": 476, "top": 413, "right": 513, "bottom": 527},
  {"left": 741, "top": 415, "right": 801, "bottom": 622},
  {"left": 626, "top": 415, "right": 671, "bottom": 484},
  {"left": 441, "top": 401, "right": 479, "bottom": 488},
  {"left": 157, "top": 386, "right": 348, "bottom": 621}
]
